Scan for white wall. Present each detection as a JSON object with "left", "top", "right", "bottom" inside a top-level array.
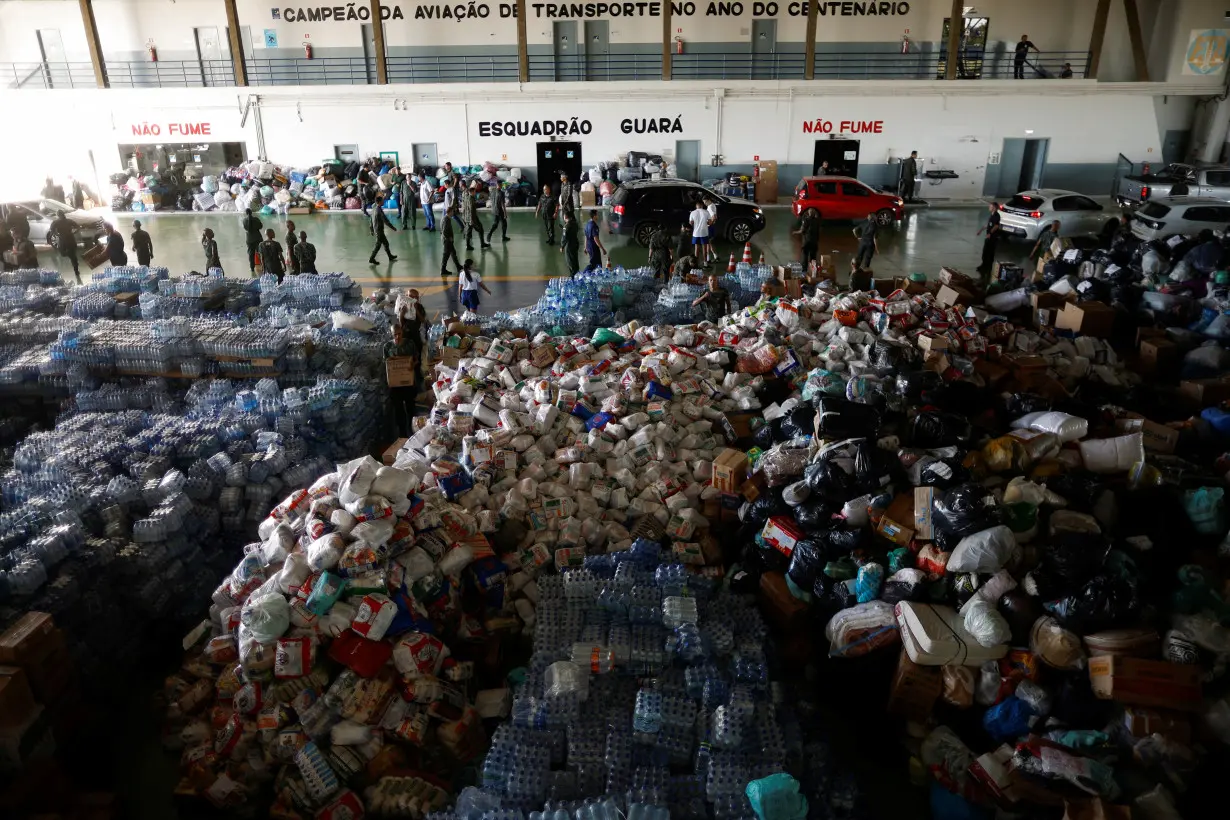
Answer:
[
  {"left": 1158, "top": 0, "right": 1230, "bottom": 85},
  {"left": 0, "top": 80, "right": 1181, "bottom": 200}
]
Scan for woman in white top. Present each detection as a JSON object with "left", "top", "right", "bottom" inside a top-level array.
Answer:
[
  {"left": 689, "top": 198, "right": 711, "bottom": 268},
  {"left": 704, "top": 196, "right": 720, "bottom": 264}
]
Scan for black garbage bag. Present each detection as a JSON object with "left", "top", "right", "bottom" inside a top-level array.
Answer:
[
  {"left": 753, "top": 417, "right": 782, "bottom": 449},
  {"left": 814, "top": 397, "right": 881, "bottom": 438},
  {"left": 869, "top": 339, "right": 919, "bottom": 375},
  {"left": 918, "top": 457, "right": 969, "bottom": 490},
  {"left": 804, "top": 457, "right": 852, "bottom": 500},
  {"left": 895, "top": 370, "right": 944, "bottom": 404},
  {"left": 813, "top": 527, "right": 869, "bottom": 560},
  {"left": 852, "top": 439, "right": 899, "bottom": 494},
  {"left": 816, "top": 579, "right": 855, "bottom": 613},
  {"left": 920, "top": 380, "right": 994, "bottom": 417},
  {"left": 933, "top": 483, "right": 1000, "bottom": 540},
  {"left": 779, "top": 405, "right": 815, "bottom": 441},
  {"left": 795, "top": 499, "right": 836, "bottom": 534},
  {"left": 1031, "top": 530, "right": 1108, "bottom": 600},
  {"left": 1006, "top": 392, "right": 1051, "bottom": 418},
  {"left": 1075, "top": 278, "right": 1112, "bottom": 304},
  {"left": 787, "top": 539, "right": 824, "bottom": 590},
  {"left": 909, "top": 411, "right": 973, "bottom": 448},
  {"left": 1043, "top": 473, "right": 1109, "bottom": 514},
  {"left": 1047, "top": 573, "right": 1140, "bottom": 633},
  {"left": 882, "top": 570, "right": 927, "bottom": 604},
  {"left": 744, "top": 491, "right": 790, "bottom": 529}
]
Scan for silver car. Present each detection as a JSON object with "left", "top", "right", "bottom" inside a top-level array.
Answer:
[
  {"left": 1130, "top": 196, "right": 1230, "bottom": 241},
  {"left": 0, "top": 199, "right": 106, "bottom": 249},
  {"left": 996, "top": 189, "right": 1120, "bottom": 242}
]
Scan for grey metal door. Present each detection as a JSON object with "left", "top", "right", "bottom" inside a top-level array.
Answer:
[
  {"left": 1162, "top": 130, "right": 1190, "bottom": 165},
  {"left": 334, "top": 145, "right": 361, "bottom": 164},
  {"left": 361, "top": 23, "right": 376, "bottom": 84},
  {"left": 412, "top": 143, "right": 438, "bottom": 173},
  {"left": 1019, "top": 138, "right": 1049, "bottom": 192},
  {"left": 996, "top": 138, "right": 1026, "bottom": 199},
  {"left": 584, "top": 20, "right": 609, "bottom": 81},
  {"left": 751, "top": 20, "right": 777, "bottom": 80},
  {"left": 675, "top": 140, "right": 700, "bottom": 182},
  {"left": 36, "top": 29, "right": 68, "bottom": 88},
  {"left": 554, "top": 21, "right": 579, "bottom": 82},
  {"left": 194, "top": 27, "right": 224, "bottom": 86}
]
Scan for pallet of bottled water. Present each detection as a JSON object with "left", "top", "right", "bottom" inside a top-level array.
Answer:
[
  {"left": 91, "top": 266, "right": 169, "bottom": 294},
  {"left": 0, "top": 269, "right": 62, "bottom": 287},
  {"left": 443, "top": 538, "right": 783, "bottom": 820}
]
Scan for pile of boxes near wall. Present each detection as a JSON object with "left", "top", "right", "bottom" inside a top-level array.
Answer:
[
  {"left": 0, "top": 614, "right": 82, "bottom": 774},
  {"left": 697, "top": 269, "right": 1230, "bottom": 817}
]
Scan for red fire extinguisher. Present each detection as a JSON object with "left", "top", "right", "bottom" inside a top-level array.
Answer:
[
  {"left": 901, "top": 35, "right": 910, "bottom": 54},
  {"left": 1142, "top": 161, "right": 1151, "bottom": 176},
  {"left": 303, "top": 42, "right": 313, "bottom": 59},
  {"left": 675, "top": 36, "right": 684, "bottom": 55},
  {"left": 147, "top": 42, "right": 158, "bottom": 62}
]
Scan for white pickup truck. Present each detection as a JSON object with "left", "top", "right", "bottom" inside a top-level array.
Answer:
[{"left": 1116, "top": 163, "right": 1230, "bottom": 208}]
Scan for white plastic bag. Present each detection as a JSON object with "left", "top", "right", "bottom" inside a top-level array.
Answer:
[
  {"left": 240, "top": 593, "right": 290, "bottom": 643},
  {"left": 947, "top": 525, "right": 1019, "bottom": 573},
  {"left": 962, "top": 599, "right": 1011, "bottom": 648},
  {"left": 1011, "top": 411, "right": 1088, "bottom": 443},
  {"left": 1078, "top": 432, "right": 1144, "bottom": 474}
]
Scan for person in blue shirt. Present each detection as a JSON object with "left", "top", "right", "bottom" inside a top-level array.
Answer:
[{"left": 583, "top": 210, "right": 606, "bottom": 273}]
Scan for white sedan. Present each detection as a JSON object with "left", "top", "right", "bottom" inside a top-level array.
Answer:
[{"left": 996, "top": 189, "right": 1120, "bottom": 242}]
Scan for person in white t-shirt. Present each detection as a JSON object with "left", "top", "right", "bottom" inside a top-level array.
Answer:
[
  {"left": 419, "top": 178, "right": 436, "bottom": 231},
  {"left": 689, "top": 198, "right": 711, "bottom": 268},
  {"left": 458, "top": 258, "right": 491, "bottom": 313},
  {"left": 704, "top": 196, "right": 719, "bottom": 264}
]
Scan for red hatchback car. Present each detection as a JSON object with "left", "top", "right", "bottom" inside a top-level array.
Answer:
[{"left": 792, "top": 176, "right": 904, "bottom": 225}]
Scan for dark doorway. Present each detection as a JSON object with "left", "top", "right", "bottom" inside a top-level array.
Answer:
[
  {"left": 536, "top": 141, "right": 583, "bottom": 198},
  {"left": 996, "top": 137, "right": 1050, "bottom": 198},
  {"left": 813, "top": 140, "right": 861, "bottom": 177}
]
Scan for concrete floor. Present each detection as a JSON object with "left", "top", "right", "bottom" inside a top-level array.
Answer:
[{"left": 34, "top": 205, "right": 1032, "bottom": 317}]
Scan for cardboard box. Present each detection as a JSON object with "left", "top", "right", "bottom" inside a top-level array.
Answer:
[
  {"left": 760, "top": 516, "right": 803, "bottom": 558},
  {"left": 382, "top": 438, "right": 408, "bottom": 466},
  {"left": 938, "top": 267, "right": 974, "bottom": 287},
  {"left": 886, "top": 649, "right": 941, "bottom": 721},
  {"left": 384, "top": 356, "right": 417, "bottom": 388},
  {"left": 0, "top": 613, "right": 54, "bottom": 665},
  {"left": 0, "top": 705, "right": 54, "bottom": 774},
  {"left": 973, "top": 358, "right": 1011, "bottom": 389},
  {"left": 916, "top": 333, "right": 948, "bottom": 353},
  {"left": 922, "top": 351, "right": 951, "bottom": 374},
  {"left": 782, "top": 278, "right": 802, "bottom": 298},
  {"left": 1055, "top": 302, "right": 1115, "bottom": 338},
  {"left": 1062, "top": 799, "right": 1131, "bottom": 820},
  {"left": 711, "top": 448, "right": 749, "bottom": 495},
  {"left": 913, "top": 487, "right": 935, "bottom": 541},
  {"left": 1114, "top": 416, "right": 1179, "bottom": 454},
  {"left": 0, "top": 667, "right": 36, "bottom": 728},
  {"left": 439, "top": 348, "right": 462, "bottom": 368},
  {"left": 935, "top": 284, "right": 975, "bottom": 308},
  {"left": 1036, "top": 308, "right": 1058, "bottom": 329},
  {"left": 848, "top": 268, "right": 873, "bottom": 291},
  {"left": 758, "top": 571, "right": 808, "bottom": 632},
  {"left": 1137, "top": 338, "right": 1179, "bottom": 377},
  {"left": 724, "top": 412, "right": 756, "bottom": 441},
  {"left": 22, "top": 639, "right": 71, "bottom": 704},
  {"left": 1030, "top": 292, "right": 1066, "bottom": 310},
  {"left": 1087, "top": 656, "right": 1202, "bottom": 711},
  {"left": 875, "top": 514, "right": 914, "bottom": 547},
  {"left": 1179, "top": 377, "right": 1230, "bottom": 406},
  {"left": 1121, "top": 706, "right": 1191, "bottom": 745}
]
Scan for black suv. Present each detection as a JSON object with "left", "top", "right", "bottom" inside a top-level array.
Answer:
[{"left": 609, "top": 179, "right": 766, "bottom": 247}]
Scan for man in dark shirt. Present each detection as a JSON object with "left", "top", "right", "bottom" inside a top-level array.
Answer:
[
  {"left": 130, "top": 220, "right": 153, "bottom": 267},
  {"left": 1014, "top": 34, "right": 1039, "bottom": 79},
  {"left": 487, "top": 187, "right": 510, "bottom": 243},
  {"left": 50, "top": 211, "right": 79, "bottom": 278},
  {"left": 647, "top": 226, "right": 672, "bottom": 281},
  {"left": 384, "top": 320, "right": 420, "bottom": 439},
  {"left": 977, "top": 202, "right": 1002, "bottom": 279},
  {"left": 691, "top": 275, "right": 731, "bottom": 324},
  {"left": 285, "top": 220, "right": 300, "bottom": 274},
  {"left": 260, "top": 229, "right": 285, "bottom": 282},
  {"left": 242, "top": 208, "right": 263, "bottom": 273},
  {"left": 536, "top": 185, "right": 557, "bottom": 245},
  {"left": 1060, "top": 63, "right": 1073, "bottom": 79},
  {"left": 853, "top": 213, "right": 878, "bottom": 270},
  {"left": 42, "top": 177, "right": 65, "bottom": 204},
  {"left": 3, "top": 228, "right": 36, "bottom": 269},
  {"left": 440, "top": 205, "right": 462, "bottom": 277},
  {"left": 674, "top": 223, "right": 692, "bottom": 270},
  {"left": 560, "top": 210, "right": 581, "bottom": 277},
  {"left": 294, "top": 231, "right": 317, "bottom": 274},
  {"left": 104, "top": 223, "right": 127, "bottom": 266},
  {"left": 794, "top": 207, "right": 820, "bottom": 270},
  {"left": 368, "top": 194, "right": 398, "bottom": 265},
  {"left": 583, "top": 210, "right": 605, "bottom": 273},
  {"left": 901, "top": 151, "right": 918, "bottom": 201}
]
